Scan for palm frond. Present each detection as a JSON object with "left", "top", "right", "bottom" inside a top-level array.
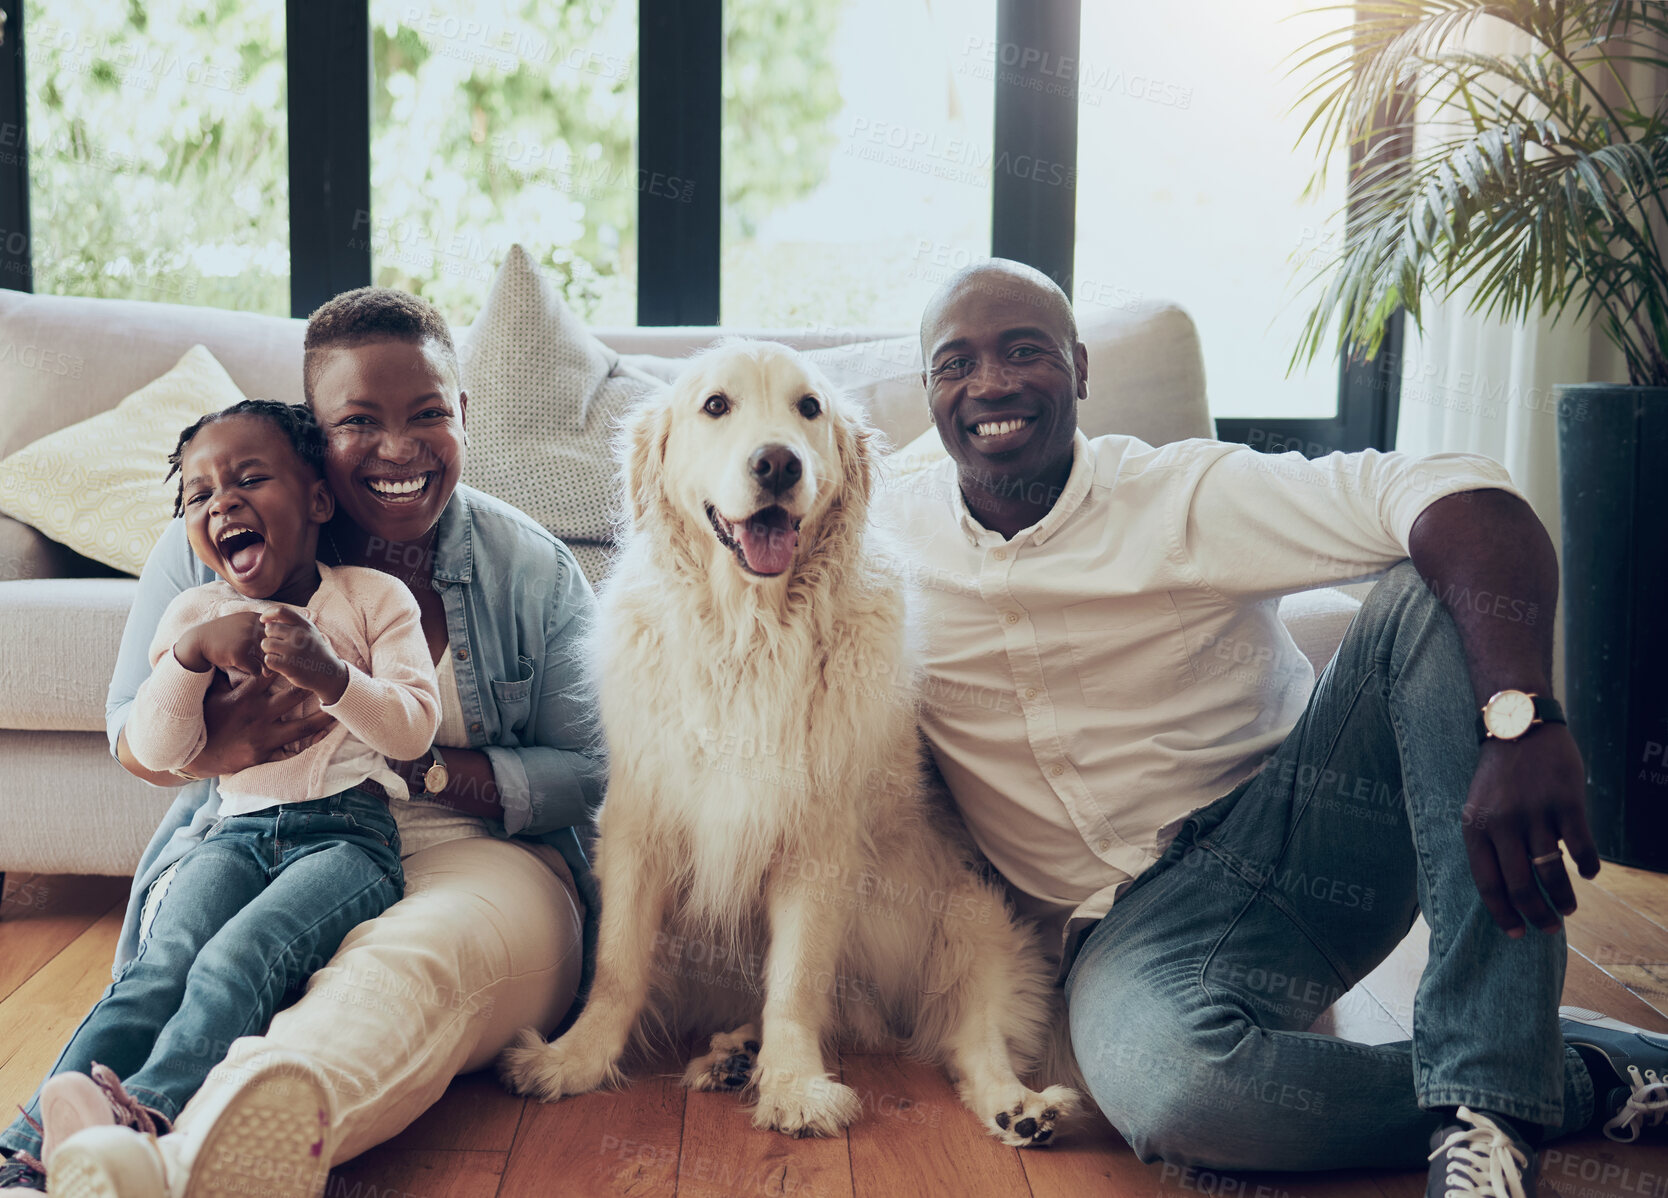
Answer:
[{"left": 1288, "top": 0, "right": 1668, "bottom": 385}]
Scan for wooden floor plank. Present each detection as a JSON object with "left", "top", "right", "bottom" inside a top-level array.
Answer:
[
  {"left": 1017, "top": 1107, "right": 1150, "bottom": 1198},
  {"left": 329, "top": 1148, "right": 506, "bottom": 1198},
  {"left": 1564, "top": 874, "right": 1668, "bottom": 1018},
  {"left": 0, "top": 873, "right": 128, "bottom": 1006},
  {"left": 843, "top": 1053, "right": 1030, "bottom": 1198},
  {"left": 677, "top": 1067, "right": 853, "bottom": 1198},
  {"left": 1353, "top": 918, "right": 1425, "bottom": 1038},
  {"left": 13, "top": 871, "right": 1668, "bottom": 1198},
  {"left": 0, "top": 907, "right": 124, "bottom": 1113},
  {"left": 496, "top": 1074, "right": 684, "bottom": 1197},
  {"left": 374, "top": 1069, "right": 528, "bottom": 1154},
  {"left": 1310, "top": 984, "right": 1408, "bottom": 1045},
  {"left": 1586, "top": 860, "right": 1668, "bottom": 932}
]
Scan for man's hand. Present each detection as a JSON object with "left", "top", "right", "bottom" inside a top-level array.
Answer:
[
  {"left": 259, "top": 608, "right": 349, "bottom": 704},
  {"left": 185, "top": 671, "right": 337, "bottom": 776},
  {"left": 174, "top": 612, "right": 267, "bottom": 676},
  {"left": 1462, "top": 724, "right": 1599, "bottom": 937}
]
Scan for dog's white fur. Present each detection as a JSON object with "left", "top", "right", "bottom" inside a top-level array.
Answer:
[{"left": 498, "top": 341, "right": 1080, "bottom": 1145}]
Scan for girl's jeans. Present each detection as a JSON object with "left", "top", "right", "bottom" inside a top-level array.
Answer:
[
  {"left": 1064, "top": 562, "right": 1595, "bottom": 1169},
  {"left": 1, "top": 789, "right": 402, "bottom": 1156}
]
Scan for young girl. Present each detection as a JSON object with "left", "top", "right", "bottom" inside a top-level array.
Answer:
[{"left": 0, "top": 399, "right": 439, "bottom": 1193}]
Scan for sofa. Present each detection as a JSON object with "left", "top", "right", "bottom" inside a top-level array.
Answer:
[{"left": 0, "top": 286, "right": 1362, "bottom": 879}]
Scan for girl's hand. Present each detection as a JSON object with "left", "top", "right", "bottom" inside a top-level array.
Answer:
[
  {"left": 259, "top": 608, "right": 350, "bottom": 704},
  {"left": 186, "top": 672, "right": 337, "bottom": 775},
  {"left": 175, "top": 612, "right": 267, "bottom": 676}
]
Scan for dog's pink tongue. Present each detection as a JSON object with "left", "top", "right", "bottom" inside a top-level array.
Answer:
[{"left": 737, "top": 509, "right": 798, "bottom": 575}]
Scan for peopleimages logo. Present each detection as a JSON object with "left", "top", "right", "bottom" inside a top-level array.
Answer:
[{"left": 959, "top": 36, "right": 1194, "bottom": 109}]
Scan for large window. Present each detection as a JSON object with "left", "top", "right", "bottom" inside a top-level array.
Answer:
[
  {"left": 24, "top": 0, "right": 289, "bottom": 314},
  {"left": 4, "top": 0, "right": 1398, "bottom": 450},
  {"left": 1073, "top": 1, "right": 1351, "bottom": 420},
  {"left": 720, "top": 0, "right": 995, "bottom": 329},
  {"left": 369, "top": 0, "right": 636, "bottom": 326}
]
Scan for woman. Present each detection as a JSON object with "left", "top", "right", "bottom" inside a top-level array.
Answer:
[{"left": 45, "top": 288, "right": 602, "bottom": 1198}]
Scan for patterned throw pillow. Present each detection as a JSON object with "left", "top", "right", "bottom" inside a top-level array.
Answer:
[
  {"left": 458, "top": 245, "right": 665, "bottom": 585},
  {"left": 0, "top": 344, "right": 246, "bottom": 575}
]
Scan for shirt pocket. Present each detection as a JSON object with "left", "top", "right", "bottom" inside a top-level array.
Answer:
[
  {"left": 1061, "top": 595, "right": 1196, "bottom": 710},
  {"left": 489, "top": 655, "right": 536, "bottom": 735}
]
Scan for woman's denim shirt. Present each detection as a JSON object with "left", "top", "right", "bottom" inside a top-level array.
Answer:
[{"left": 106, "top": 485, "right": 607, "bottom": 978}]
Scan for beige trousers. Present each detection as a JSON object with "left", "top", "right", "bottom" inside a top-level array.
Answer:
[{"left": 172, "top": 836, "right": 584, "bottom": 1163}]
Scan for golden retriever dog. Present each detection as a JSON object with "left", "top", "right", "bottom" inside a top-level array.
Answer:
[{"left": 497, "top": 340, "right": 1079, "bottom": 1146}]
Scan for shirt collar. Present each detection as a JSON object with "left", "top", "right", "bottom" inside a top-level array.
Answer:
[
  {"left": 430, "top": 486, "right": 475, "bottom": 584},
  {"left": 947, "top": 429, "right": 1094, "bottom": 549}
]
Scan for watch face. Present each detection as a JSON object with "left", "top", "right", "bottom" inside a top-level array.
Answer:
[
  {"left": 423, "top": 762, "right": 448, "bottom": 793},
  {"left": 1484, "top": 690, "right": 1536, "bottom": 739}
]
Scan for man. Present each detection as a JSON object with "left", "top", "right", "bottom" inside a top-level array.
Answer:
[{"left": 882, "top": 259, "right": 1668, "bottom": 1193}]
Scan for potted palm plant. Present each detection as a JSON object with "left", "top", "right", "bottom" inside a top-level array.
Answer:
[{"left": 1288, "top": 0, "right": 1668, "bottom": 867}]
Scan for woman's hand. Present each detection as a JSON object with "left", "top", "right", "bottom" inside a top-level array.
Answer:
[
  {"left": 189, "top": 671, "right": 337, "bottom": 775},
  {"left": 259, "top": 608, "right": 350, "bottom": 704}
]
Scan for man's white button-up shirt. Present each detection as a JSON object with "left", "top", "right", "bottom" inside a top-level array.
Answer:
[{"left": 879, "top": 431, "right": 1522, "bottom": 964}]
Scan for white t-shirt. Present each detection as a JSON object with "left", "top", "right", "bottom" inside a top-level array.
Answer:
[{"left": 879, "top": 431, "right": 1522, "bottom": 959}]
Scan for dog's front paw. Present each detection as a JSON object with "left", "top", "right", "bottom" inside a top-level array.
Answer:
[
  {"left": 496, "top": 1026, "right": 621, "bottom": 1102},
  {"left": 751, "top": 1069, "right": 862, "bottom": 1138},
  {"left": 682, "top": 1024, "right": 760, "bottom": 1092},
  {"left": 987, "top": 1084, "right": 1080, "bottom": 1148}
]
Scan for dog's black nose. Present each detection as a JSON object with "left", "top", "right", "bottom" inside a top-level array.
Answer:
[{"left": 750, "top": 444, "right": 802, "bottom": 495}]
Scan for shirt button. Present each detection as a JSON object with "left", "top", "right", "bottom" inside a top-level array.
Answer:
[
  {"left": 1003, "top": 612, "right": 1019, "bottom": 625},
  {"left": 470, "top": 721, "right": 482, "bottom": 733},
  {"left": 456, "top": 648, "right": 469, "bottom": 661},
  {"left": 1024, "top": 687, "right": 1037, "bottom": 700},
  {"left": 993, "top": 549, "right": 1007, "bottom": 561},
  {"left": 1097, "top": 838, "right": 1112, "bottom": 853},
  {"left": 1048, "top": 764, "right": 1063, "bottom": 778},
  {"left": 434, "top": 579, "right": 448, "bottom": 590}
]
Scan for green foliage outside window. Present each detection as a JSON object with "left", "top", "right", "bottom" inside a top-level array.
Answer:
[{"left": 27, "top": 0, "right": 847, "bottom": 324}]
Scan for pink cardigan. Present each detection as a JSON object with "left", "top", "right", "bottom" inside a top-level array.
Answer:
[{"left": 127, "top": 562, "right": 441, "bottom": 811}]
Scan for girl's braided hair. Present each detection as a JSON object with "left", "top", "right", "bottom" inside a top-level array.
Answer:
[{"left": 166, "top": 399, "right": 326, "bottom": 518}]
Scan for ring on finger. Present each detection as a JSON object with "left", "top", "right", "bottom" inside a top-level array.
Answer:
[{"left": 1531, "top": 850, "right": 1564, "bottom": 867}]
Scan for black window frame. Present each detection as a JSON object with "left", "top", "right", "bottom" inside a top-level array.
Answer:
[{"left": 0, "top": 0, "right": 1399, "bottom": 452}]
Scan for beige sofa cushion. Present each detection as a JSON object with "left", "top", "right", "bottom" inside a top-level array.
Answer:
[
  {"left": 0, "top": 291, "right": 305, "bottom": 459},
  {"left": 0, "top": 578, "right": 138, "bottom": 731},
  {"left": 0, "top": 346, "right": 247, "bottom": 575},
  {"left": 617, "top": 302, "right": 1213, "bottom": 452},
  {"left": 457, "top": 246, "right": 666, "bottom": 582}
]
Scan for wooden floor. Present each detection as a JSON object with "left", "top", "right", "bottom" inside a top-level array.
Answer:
[{"left": 6, "top": 862, "right": 1668, "bottom": 1197}]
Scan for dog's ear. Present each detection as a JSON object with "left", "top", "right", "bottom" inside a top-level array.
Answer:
[
  {"left": 832, "top": 399, "right": 877, "bottom": 530},
  {"left": 622, "top": 396, "right": 672, "bottom": 528}
]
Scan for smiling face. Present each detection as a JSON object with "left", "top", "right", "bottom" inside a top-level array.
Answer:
[
  {"left": 921, "top": 271, "right": 1087, "bottom": 491},
  {"left": 308, "top": 338, "right": 467, "bottom": 546},
  {"left": 178, "top": 414, "right": 333, "bottom": 603},
  {"left": 651, "top": 342, "right": 854, "bottom": 580}
]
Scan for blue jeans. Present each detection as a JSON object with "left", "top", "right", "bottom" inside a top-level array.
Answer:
[
  {"left": 0, "top": 789, "right": 401, "bottom": 1157},
  {"left": 1063, "top": 562, "right": 1595, "bottom": 1170}
]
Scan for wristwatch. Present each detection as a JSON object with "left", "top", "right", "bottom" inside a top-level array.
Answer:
[
  {"left": 1476, "top": 690, "right": 1565, "bottom": 744},
  {"left": 414, "top": 745, "right": 449, "bottom": 798}
]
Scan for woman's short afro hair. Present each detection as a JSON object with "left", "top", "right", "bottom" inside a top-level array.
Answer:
[{"left": 303, "top": 286, "right": 459, "bottom": 405}]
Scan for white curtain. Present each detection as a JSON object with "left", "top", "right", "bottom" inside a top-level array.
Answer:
[{"left": 1393, "top": 14, "right": 1663, "bottom": 531}]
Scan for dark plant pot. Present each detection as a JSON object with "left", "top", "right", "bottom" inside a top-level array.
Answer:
[{"left": 1557, "top": 383, "right": 1668, "bottom": 872}]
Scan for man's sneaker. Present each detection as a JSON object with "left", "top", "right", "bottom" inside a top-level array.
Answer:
[
  {"left": 1560, "top": 1006, "right": 1668, "bottom": 1142},
  {"left": 0, "top": 1150, "right": 46, "bottom": 1193},
  {"left": 39, "top": 1065, "right": 170, "bottom": 1162},
  {"left": 1427, "top": 1107, "right": 1538, "bottom": 1198},
  {"left": 48, "top": 1052, "right": 333, "bottom": 1198}
]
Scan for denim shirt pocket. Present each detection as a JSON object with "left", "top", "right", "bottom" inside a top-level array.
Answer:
[{"left": 489, "top": 654, "right": 537, "bottom": 738}]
